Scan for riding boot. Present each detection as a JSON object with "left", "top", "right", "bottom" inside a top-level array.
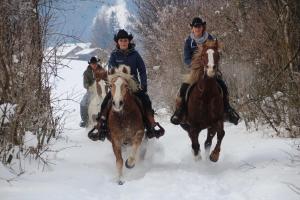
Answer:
[
  {"left": 170, "top": 83, "right": 190, "bottom": 125},
  {"left": 223, "top": 96, "right": 240, "bottom": 125},
  {"left": 145, "top": 109, "right": 165, "bottom": 139},
  {"left": 134, "top": 90, "right": 164, "bottom": 139},
  {"left": 98, "top": 92, "right": 112, "bottom": 141},
  {"left": 97, "top": 105, "right": 110, "bottom": 141}
]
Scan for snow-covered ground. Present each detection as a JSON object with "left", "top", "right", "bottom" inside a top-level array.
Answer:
[{"left": 1, "top": 59, "right": 300, "bottom": 200}]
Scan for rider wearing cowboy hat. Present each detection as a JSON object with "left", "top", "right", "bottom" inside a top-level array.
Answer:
[
  {"left": 80, "top": 56, "right": 101, "bottom": 127},
  {"left": 170, "top": 17, "right": 240, "bottom": 125},
  {"left": 92, "top": 29, "right": 165, "bottom": 140}
]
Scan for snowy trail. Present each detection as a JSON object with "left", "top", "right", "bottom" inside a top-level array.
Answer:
[{"left": 1, "top": 59, "right": 299, "bottom": 200}]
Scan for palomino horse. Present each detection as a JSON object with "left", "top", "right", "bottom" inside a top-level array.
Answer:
[
  {"left": 180, "top": 39, "right": 225, "bottom": 162},
  {"left": 88, "top": 66, "right": 108, "bottom": 127},
  {"left": 107, "top": 65, "right": 145, "bottom": 185}
]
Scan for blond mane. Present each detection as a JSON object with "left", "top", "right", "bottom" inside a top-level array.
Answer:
[{"left": 108, "top": 65, "right": 139, "bottom": 92}]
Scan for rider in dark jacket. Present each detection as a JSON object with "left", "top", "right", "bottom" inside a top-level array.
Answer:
[
  {"left": 90, "top": 29, "right": 164, "bottom": 141},
  {"left": 170, "top": 17, "right": 240, "bottom": 125}
]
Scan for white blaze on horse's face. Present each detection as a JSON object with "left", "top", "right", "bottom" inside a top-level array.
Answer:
[
  {"left": 99, "top": 79, "right": 106, "bottom": 99},
  {"left": 112, "top": 77, "right": 125, "bottom": 112},
  {"left": 206, "top": 49, "right": 216, "bottom": 77}
]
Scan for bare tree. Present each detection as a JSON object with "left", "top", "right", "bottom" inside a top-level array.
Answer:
[{"left": 0, "top": 0, "right": 64, "bottom": 169}]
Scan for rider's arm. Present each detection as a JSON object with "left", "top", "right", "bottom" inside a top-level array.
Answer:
[
  {"left": 184, "top": 38, "right": 192, "bottom": 66},
  {"left": 108, "top": 52, "right": 117, "bottom": 69},
  {"left": 136, "top": 52, "right": 147, "bottom": 92}
]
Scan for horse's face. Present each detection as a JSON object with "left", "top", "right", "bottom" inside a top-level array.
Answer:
[
  {"left": 94, "top": 68, "right": 107, "bottom": 82},
  {"left": 111, "top": 77, "right": 129, "bottom": 112},
  {"left": 199, "top": 40, "right": 220, "bottom": 77},
  {"left": 94, "top": 68, "right": 108, "bottom": 98},
  {"left": 97, "top": 79, "right": 107, "bottom": 99}
]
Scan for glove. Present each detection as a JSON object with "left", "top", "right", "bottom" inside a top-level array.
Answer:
[{"left": 141, "top": 85, "right": 147, "bottom": 93}]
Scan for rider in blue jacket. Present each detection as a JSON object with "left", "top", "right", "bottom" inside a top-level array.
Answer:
[
  {"left": 170, "top": 17, "right": 240, "bottom": 125},
  {"left": 90, "top": 29, "right": 164, "bottom": 141}
]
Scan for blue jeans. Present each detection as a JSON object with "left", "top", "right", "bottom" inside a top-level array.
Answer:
[{"left": 80, "top": 91, "right": 91, "bottom": 123}]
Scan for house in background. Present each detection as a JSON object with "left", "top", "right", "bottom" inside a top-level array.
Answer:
[
  {"left": 45, "top": 43, "right": 91, "bottom": 59},
  {"left": 45, "top": 43, "right": 109, "bottom": 61},
  {"left": 75, "top": 48, "right": 106, "bottom": 61},
  {"left": 54, "top": 44, "right": 83, "bottom": 59}
]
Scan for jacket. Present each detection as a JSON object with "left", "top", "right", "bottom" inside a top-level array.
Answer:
[
  {"left": 184, "top": 33, "right": 215, "bottom": 66},
  {"left": 108, "top": 45, "right": 147, "bottom": 91}
]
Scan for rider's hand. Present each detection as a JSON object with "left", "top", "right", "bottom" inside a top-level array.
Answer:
[{"left": 141, "top": 85, "right": 147, "bottom": 93}]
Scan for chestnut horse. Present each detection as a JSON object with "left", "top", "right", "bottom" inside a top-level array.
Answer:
[
  {"left": 107, "top": 65, "right": 145, "bottom": 185},
  {"left": 88, "top": 66, "right": 108, "bottom": 127},
  {"left": 180, "top": 39, "right": 225, "bottom": 162}
]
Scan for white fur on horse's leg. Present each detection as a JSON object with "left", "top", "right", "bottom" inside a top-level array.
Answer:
[
  {"left": 191, "top": 149, "right": 202, "bottom": 161},
  {"left": 205, "top": 147, "right": 211, "bottom": 161},
  {"left": 116, "top": 159, "right": 124, "bottom": 184},
  {"left": 139, "top": 136, "right": 148, "bottom": 160},
  {"left": 126, "top": 142, "right": 139, "bottom": 168},
  {"left": 88, "top": 81, "right": 103, "bottom": 127},
  {"left": 117, "top": 175, "right": 125, "bottom": 185}
]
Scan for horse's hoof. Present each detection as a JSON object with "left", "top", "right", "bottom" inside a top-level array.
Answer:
[
  {"left": 194, "top": 154, "right": 202, "bottom": 161},
  {"left": 125, "top": 159, "right": 135, "bottom": 169},
  {"left": 88, "top": 132, "right": 99, "bottom": 141},
  {"left": 209, "top": 152, "right": 219, "bottom": 162},
  {"left": 118, "top": 180, "right": 124, "bottom": 185}
]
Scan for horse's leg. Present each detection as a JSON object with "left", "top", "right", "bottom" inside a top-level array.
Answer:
[
  {"left": 139, "top": 136, "right": 148, "bottom": 161},
  {"left": 210, "top": 121, "right": 225, "bottom": 162},
  {"left": 126, "top": 130, "right": 144, "bottom": 169},
  {"left": 204, "top": 127, "right": 217, "bottom": 160},
  {"left": 112, "top": 140, "right": 124, "bottom": 184},
  {"left": 188, "top": 128, "right": 201, "bottom": 161}
]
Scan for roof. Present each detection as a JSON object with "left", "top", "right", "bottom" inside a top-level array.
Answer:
[
  {"left": 55, "top": 44, "right": 83, "bottom": 57},
  {"left": 75, "top": 48, "right": 103, "bottom": 55}
]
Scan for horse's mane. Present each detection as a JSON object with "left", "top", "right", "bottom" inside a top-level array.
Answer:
[
  {"left": 108, "top": 65, "right": 139, "bottom": 92},
  {"left": 184, "top": 40, "right": 217, "bottom": 85}
]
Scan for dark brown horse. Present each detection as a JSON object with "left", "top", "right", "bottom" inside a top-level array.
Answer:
[
  {"left": 179, "top": 39, "right": 225, "bottom": 162},
  {"left": 107, "top": 65, "right": 145, "bottom": 185}
]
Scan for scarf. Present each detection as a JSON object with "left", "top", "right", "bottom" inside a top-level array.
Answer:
[{"left": 190, "top": 32, "right": 209, "bottom": 45}]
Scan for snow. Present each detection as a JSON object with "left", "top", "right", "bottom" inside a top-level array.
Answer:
[
  {"left": 153, "top": 65, "right": 160, "bottom": 71},
  {"left": 1, "top": 59, "right": 300, "bottom": 200},
  {"left": 12, "top": 55, "right": 19, "bottom": 63}
]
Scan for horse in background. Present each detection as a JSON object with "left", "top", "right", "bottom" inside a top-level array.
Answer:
[
  {"left": 107, "top": 65, "right": 145, "bottom": 185},
  {"left": 179, "top": 39, "right": 225, "bottom": 162},
  {"left": 88, "top": 66, "right": 108, "bottom": 127}
]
